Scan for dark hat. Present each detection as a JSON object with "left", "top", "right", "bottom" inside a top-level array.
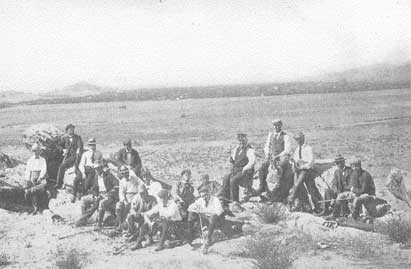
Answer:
[
  {"left": 65, "top": 124, "right": 75, "bottom": 131},
  {"left": 181, "top": 169, "right": 191, "bottom": 176},
  {"left": 272, "top": 119, "right": 282, "bottom": 125},
  {"left": 87, "top": 137, "right": 97, "bottom": 145},
  {"left": 123, "top": 139, "right": 132, "bottom": 146},
  {"left": 118, "top": 165, "right": 129, "bottom": 174},
  {"left": 334, "top": 154, "right": 346, "bottom": 163},
  {"left": 350, "top": 158, "right": 361, "bottom": 166},
  {"left": 237, "top": 133, "right": 247, "bottom": 139}
]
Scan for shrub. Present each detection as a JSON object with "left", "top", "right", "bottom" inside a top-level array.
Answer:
[
  {"left": 55, "top": 249, "right": 83, "bottom": 269},
  {"left": 0, "top": 251, "right": 11, "bottom": 267},
  {"left": 257, "top": 203, "right": 286, "bottom": 224},
  {"left": 385, "top": 217, "right": 411, "bottom": 246}
]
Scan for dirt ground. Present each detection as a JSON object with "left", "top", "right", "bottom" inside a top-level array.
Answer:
[{"left": 1, "top": 88, "right": 411, "bottom": 268}]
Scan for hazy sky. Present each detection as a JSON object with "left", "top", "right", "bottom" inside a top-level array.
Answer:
[{"left": 1, "top": 0, "right": 410, "bottom": 93}]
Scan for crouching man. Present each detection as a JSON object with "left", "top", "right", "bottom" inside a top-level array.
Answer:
[
  {"left": 127, "top": 185, "right": 158, "bottom": 250},
  {"left": 75, "top": 160, "right": 119, "bottom": 228},
  {"left": 143, "top": 189, "right": 183, "bottom": 251},
  {"left": 24, "top": 143, "right": 48, "bottom": 214},
  {"left": 115, "top": 165, "right": 143, "bottom": 230},
  {"left": 186, "top": 187, "right": 225, "bottom": 254}
]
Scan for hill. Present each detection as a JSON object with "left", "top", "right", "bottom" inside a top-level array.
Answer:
[{"left": 42, "top": 81, "right": 115, "bottom": 97}]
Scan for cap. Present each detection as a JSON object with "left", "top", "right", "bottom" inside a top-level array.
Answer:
[
  {"left": 118, "top": 165, "right": 129, "bottom": 174},
  {"left": 237, "top": 133, "right": 247, "bottom": 139},
  {"left": 123, "top": 139, "right": 132, "bottom": 146},
  {"left": 272, "top": 119, "right": 282, "bottom": 126},
  {"left": 350, "top": 158, "right": 361, "bottom": 166},
  {"left": 31, "top": 143, "right": 41, "bottom": 152},
  {"left": 65, "top": 124, "right": 75, "bottom": 131},
  {"left": 87, "top": 138, "right": 97, "bottom": 145},
  {"left": 181, "top": 169, "right": 191, "bottom": 176},
  {"left": 334, "top": 154, "right": 346, "bottom": 163}
]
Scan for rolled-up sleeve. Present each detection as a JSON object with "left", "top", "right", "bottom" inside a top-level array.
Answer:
[
  {"left": 243, "top": 148, "right": 256, "bottom": 171},
  {"left": 263, "top": 132, "right": 272, "bottom": 158}
]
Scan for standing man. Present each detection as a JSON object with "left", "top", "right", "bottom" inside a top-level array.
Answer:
[
  {"left": 115, "top": 165, "right": 143, "bottom": 230},
  {"left": 321, "top": 155, "right": 352, "bottom": 217},
  {"left": 56, "top": 124, "right": 83, "bottom": 189},
  {"left": 186, "top": 188, "right": 225, "bottom": 254},
  {"left": 289, "top": 132, "right": 321, "bottom": 212},
  {"left": 117, "top": 139, "right": 142, "bottom": 177},
  {"left": 24, "top": 143, "right": 48, "bottom": 214},
  {"left": 75, "top": 160, "right": 119, "bottom": 228},
  {"left": 143, "top": 190, "right": 183, "bottom": 251},
  {"left": 219, "top": 133, "right": 256, "bottom": 205},
  {"left": 258, "top": 119, "right": 291, "bottom": 194},
  {"left": 72, "top": 138, "right": 103, "bottom": 202}
]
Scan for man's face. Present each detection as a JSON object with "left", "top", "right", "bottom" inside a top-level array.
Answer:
[
  {"left": 238, "top": 137, "right": 248, "bottom": 147},
  {"left": 124, "top": 143, "right": 132, "bottom": 151},
  {"left": 273, "top": 123, "right": 282, "bottom": 133},
  {"left": 201, "top": 192, "right": 211, "bottom": 203},
  {"left": 336, "top": 161, "right": 345, "bottom": 170},
  {"left": 67, "top": 127, "right": 75, "bottom": 136},
  {"left": 143, "top": 176, "right": 151, "bottom": 184},
  {"left": 122, "top": 172, "right": 130, "bottom": 180},
  {"left": 90, "top": 144, "right": 96, "bottom": 151},
  {"left": 351, "top": 163, "right": 361, "bottom": 171},
  {"left": 33, "top": 150, "right": 40, "bottom": 158},
  {"left": 182, "top": 173, "right": 191, "bottom": 183}
]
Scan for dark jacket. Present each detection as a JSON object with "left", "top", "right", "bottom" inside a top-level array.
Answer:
[
  {"left": 331, "top": 166, "right": 352, "bottom": 194},
  {"left": 60, "top": 134, "right": 84, "bottom": 157},
  {"left": 91, "top": 171, "right": 119, "bottom": 200},
  {"left": 350, "top": 169, "right": 375, "bottom": 196},
  {"left": 117, "top": 148, "right": 142, "bottom": 170}
]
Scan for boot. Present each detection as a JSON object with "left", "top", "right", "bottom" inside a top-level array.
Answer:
[
  {"left": 97, "top": 210, "right": 105, "bottom": 228},
  {"left": 130, "top": 238, "right": 143, "bottom": 251}
]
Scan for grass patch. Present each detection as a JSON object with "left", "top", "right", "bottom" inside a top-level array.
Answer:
[
  {"left": 55, "top": 249, "right": 83, "bottom": 269},
  {"left": 0, "top": 251, "right": 11, "bottom": 267},
  {"left": 257, "top": 203, "right": 286, "bottom": 224},
  {"left": 384, "top": 217, "right": 411, "bottom": 246}
]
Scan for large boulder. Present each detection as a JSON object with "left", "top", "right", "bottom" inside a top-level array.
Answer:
[{"left": 0, "top": 152, "right": 19, "bottom": 169}]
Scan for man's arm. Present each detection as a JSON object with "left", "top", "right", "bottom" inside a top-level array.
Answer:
[
  {"left": 39, "top": 158, "right": 47, "bottom": 180},
  {"left": 24, "top": 159, "right": 32, "bottom": 182},
  {"left": 243, "top": 148, "right": 256, "bottom": 171},
  {"left": 118, "top": 180, "right": 126, "bottom": 202},
  {"left": 299, "top": 146, "right": 314, "bottom": 170},
  {"left": 263, "top": 132, "right": 272, "bottom": 158},
  {"left": 78, "top": 152, "right": 87, "bottom": 177}
]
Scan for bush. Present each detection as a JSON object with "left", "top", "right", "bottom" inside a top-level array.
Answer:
[
  {"left": 257, "top": 203, "right": 286, "bottom": 224},
  {"left": 55, "top": 249, "right": 83, "bottom": 269},
  {"left": 0, "top": 251, "right": 10, "bottom": 267},
  {"left": 385, "top": 217, "right": 411, "bottom": 246}
]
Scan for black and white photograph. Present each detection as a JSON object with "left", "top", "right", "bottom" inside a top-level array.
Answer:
[{"left": 0, "top": 1, "right": 411, "bottom": 268}]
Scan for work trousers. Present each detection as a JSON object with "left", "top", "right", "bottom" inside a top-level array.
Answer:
[
  {"left": 56, "top": 155, "right": 78, "bottom": 187},
  {"left": 219, "top": 168, "right": 254, "bottom": 203},
  {"left": 187, "top": 212, "right": 224, "bottom": 245},
  {"left": 72, "top": 166, "right": 95, "bottom": 197}
]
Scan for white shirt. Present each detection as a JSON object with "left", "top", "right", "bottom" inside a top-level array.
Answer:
[
  {"left": 263, "top": 131, "right": 291, "bottom": 158},
  {"left": 293, "top": 144, "right": 314, "bottom": 170},
  {"left": 119, "top": 175, "right": 142, "bottom": 202},
  {"left": 97, "top": 174, "right": 107, "bottom": 193},
  {"left": 188, "top": 196, "right": 224, "bottom": 216},
  {"left": 78, "top": 149, "right": 103, "bottom": 177},
  {"left": 146, "top": 181, "right": 162, "bottom": 197},
  {"left": 231, "top": 146, "right": 256, "bottom": 171},
  {"left": 145, "top": 200, "right": 182, "bottom": 221},
  {"left": 25, "top": 155, "right": 47, "bottom": 183}
]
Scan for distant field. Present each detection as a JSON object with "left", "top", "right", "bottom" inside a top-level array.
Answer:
[{"left": 2, "top": 88, "right": 411, "bottom": 208}]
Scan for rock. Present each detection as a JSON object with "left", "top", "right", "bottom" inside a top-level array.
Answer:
[{"left": 0, "top": 152, "right": 19, "bottom": 169}]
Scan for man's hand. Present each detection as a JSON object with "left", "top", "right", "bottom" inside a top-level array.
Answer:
[
  {"left": 330, "top": 199, "right": 336, "bottom": 206},
  {"left": 63, "top": 149, "right": 68, "bottom": 156}
]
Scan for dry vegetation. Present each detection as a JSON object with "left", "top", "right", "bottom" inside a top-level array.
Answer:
[{"left": 257, "top": 203, "right": 286, "bottom": 224}]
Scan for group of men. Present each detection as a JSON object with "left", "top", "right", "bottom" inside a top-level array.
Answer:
[{"left": 23, "top": 120, "right": 390, "bottom": 253}]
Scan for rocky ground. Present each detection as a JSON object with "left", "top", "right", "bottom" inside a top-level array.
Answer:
[{"left": 1, "top": 142, "right": 411, "bottom": 268}]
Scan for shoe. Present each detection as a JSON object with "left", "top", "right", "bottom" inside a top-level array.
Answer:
[
  {"left": 130, "top": 242, "right": 142, "bottom": 251},
  {"left": 154, "top": 245, "right": 165, "bottom": 252},
  {"left": 324, "top": 214, "right": 336, "bottom": 221},
  {"left": 145, "top": 235, "right": 154, "bottom": 246},
  {"left": 202, "top": 243, "right": 211, "bottom": 255},
  {"left": 126, "top": 234, "right": 137, "bottom": 242},
  {"left": 183, "top": 240, "right": 193, "bottom": 246},
  {"left": 71, "top": 195, "right": 76, "bottom": 203}
]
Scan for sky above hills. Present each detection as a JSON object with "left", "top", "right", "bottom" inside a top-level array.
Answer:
[{"left": 0, "top": 0, "right": 410, "bottom": 93}]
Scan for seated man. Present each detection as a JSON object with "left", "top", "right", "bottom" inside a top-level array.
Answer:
[
  {"left": 117, "top": 139, "right": 142, "bottom": 177},
  {"left": 219, "top": 133, "right": 256, "bottom": 206},
  {"left": 289, "top": 132, "right": 321, "bottom": 213},
  {"left": 140, "top": 169, "right": 162, "bottom": 201},
  {"left": 186, "top": 188, "right": 225, "bottom": 254},
  {"left": 322, "top": 155, "right": 353, "bottom": 218},
  {"left": 115, "top": 165, "right": 143, "bottom": 230},
  {"left": 349, "top": 158, "right": 389, "bottom": 219},
  {"left": 75, "top": 160, "right": 119, "bottom": 228},
  {"left": 197, "top": 174, "right": 221, "bottom": 196},
  {"left": 127, "top": 185, "right": 158, "bottom": 249},
  {"left": 24, "top": 143, "right": 48, "bottom": 214},
  {"left": 172, "top": 169, "right": 197, "bottom": 219},
  {"left": 143, "top": 189, "right": 183, "bottom": 251},
  {"left": 72, "top": 137, "right": 103, "bottom": 203}
]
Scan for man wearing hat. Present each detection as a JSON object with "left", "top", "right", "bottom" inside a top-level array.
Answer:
[
  {"left": 143, "top": 189, "right": 183, "bottom": 251},
  {"left": 258, "top": 119, "right": 291, "bottom": 194},
  {"left": 117, "top": 139, "right": 142, "bottom": 177},
  {"left": 289, "top": 132, "right": 322, "bottom": 212},
  {"left": 56, "top": 124, "right": 84, "bottom": 189},
  {"left": 320, "top": 155, "right": 353, "bottom": 217},
  {"left": 186, "top": 187, "right": 225, "bottom": 254},
  {"left": 24, "top": 143, "right": 48, "bottom": 214},
  {"left": 115, "top": 165, "right": 144, "bottom": 230},
  {"left": 75, "top": 160, "right": 119, "bottom": 228},
  {"left": 219, "top": 133, "right": 256, "bottom": 205},
  {"left": 198, "top": 174, "right": 221, "bottom": 196},
  {"left": 172, "top": 169, "right": 197, "bottom": 219},
  {"left": 71, "top": 138, "right": 103, "bottom": 203},
  {"left": 127, "top": 184, "right": 158, "bottom": 249}
]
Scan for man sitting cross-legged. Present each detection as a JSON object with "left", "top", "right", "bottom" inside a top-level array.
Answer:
[
  {"left": 141, "top": 189, "right": 183, "bottom": 251},
  {"left": 127, "top": 185, "right": 158, "bottom": 248},
  {"left": 186, "top": 187, "right": 225, "bottom": 254}
]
